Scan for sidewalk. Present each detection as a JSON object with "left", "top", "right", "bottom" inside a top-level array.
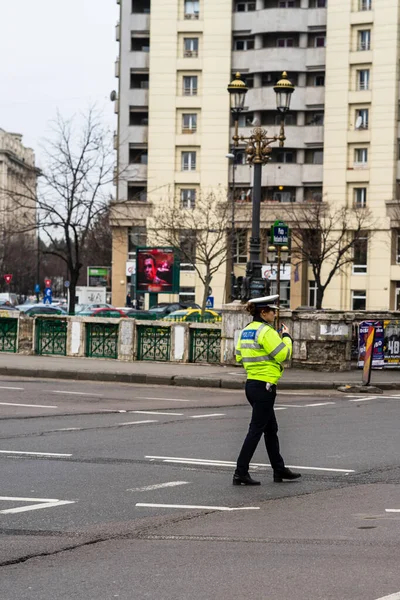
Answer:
[{"left": 1, "top": 353, "right": 400, "bottom": 390}]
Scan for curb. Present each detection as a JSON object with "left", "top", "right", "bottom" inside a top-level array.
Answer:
[{"left": 0, "top": 366, "right": 399, "bottom": 391}]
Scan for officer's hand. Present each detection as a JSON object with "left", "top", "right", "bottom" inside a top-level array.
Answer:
[{"left": 281, "top": 323, "right": 290, "bottom": 336}]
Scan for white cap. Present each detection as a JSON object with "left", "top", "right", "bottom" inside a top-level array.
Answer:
[{"left": 248, "top": 294, "right": 279, "bottom": 309}]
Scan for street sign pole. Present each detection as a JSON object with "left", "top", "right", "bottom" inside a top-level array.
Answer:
[{"left": 362, "top": 326, "right": 376, "bottom": 386}]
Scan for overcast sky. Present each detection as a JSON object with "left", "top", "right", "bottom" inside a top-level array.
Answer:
[{"left": 0, "top": 0, "right": 118, "bottom": 167}]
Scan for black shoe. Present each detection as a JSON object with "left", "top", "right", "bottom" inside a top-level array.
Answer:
[
  {"left": 273, "top": 468, "right": 302, "bottom": 483},
  {"left": 233, "top": 473, "right": 261, "bottom": 486}
]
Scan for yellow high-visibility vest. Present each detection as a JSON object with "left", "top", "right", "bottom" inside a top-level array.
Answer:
[{"left": 235, "top": 320, "right": 292, "bottom": 384}]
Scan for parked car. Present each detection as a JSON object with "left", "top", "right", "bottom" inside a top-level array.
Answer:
[
  {"left": 0, "top": 293, "right": 18, "bottom": 306},
  {"left": 124, "top": 309, "right": 159, "bottom": 321},
  {"left": 164, "top": 309, "right": 221, "bottom": 323},
  {"left": 78, "top": 307, "right": 126, "bottom": 318},
  {"left": 16, "top": 304, "right": 67, "bottom": 317},
  {"left": 151, "top": 302, "right": 201, "bottom": 317},
  {"left": 75, "top": 303, "right": 113, "bottom": 313}
]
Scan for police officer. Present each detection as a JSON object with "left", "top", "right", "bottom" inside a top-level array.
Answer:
[{"left": 233, "top": 295, "right": 301, "bottom": 486}]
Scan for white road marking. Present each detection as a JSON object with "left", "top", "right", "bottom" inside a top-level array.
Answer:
[
  {"left": 131, "top": 410, "right": 184, "bottom": 416},
  {"left": 136, "top": 397, "right": 190, "bottom": 403},
  {"left": 190, "top": 413, "right": 226, "bottom": 419},
  {"left": 0, "top": 402, "right": 58, "bottom": 409},
  {"left": 51, "top": 391, "right": 102, "bottom": 397},
  {"left": 385, "top": 509, "right": 400, "bottom": 513},
  {"left": 145, "top": 455, "right": 355, "bottom": 474},
  {"left": 127, "top": 481, "right": 189, "bottom": 492},
  {"left": 0, "top": 386, "right": 24, "bottom": 391},
  {"left": 374, "top": 592, "right": 400, "bottom": 600},
  {"left": 303, "top": 402, "right": 336, "bottom": 407},
  {"left": 0, "top": 450, "right": 72, "bottom": 457},
  {"left": 0, "top": 496, "right": 75, "bottom": 515},
  {"left": 118, "top": 420, "right": 158, "bottom": 426},
  {"left": 274, "top": 407, "right": 287, "bottom": 411},
  {"left": 136, "top": 503, "right": 259, "bottom": 512},
  {"left": 349, "top": 396, "right": 378, "bottom": 402}
]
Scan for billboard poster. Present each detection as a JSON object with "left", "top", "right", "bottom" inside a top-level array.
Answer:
[
  {"left": 87, "top": 267, "right": 111, "bottom": 290},
  {"left": 358, "top": 321, "right": 384, "bottom": 368},
  {"left": 136, "top": 247, "right": 180, "bottom": 294},
  {"left": 383, "top": 320, "right": 400, "bottom": 367}
]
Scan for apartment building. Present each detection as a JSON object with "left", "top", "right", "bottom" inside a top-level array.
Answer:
[
  {"left": 0, "top": 128, "right": 39, "bottom": 234},
  {"left": 111, "top": 0, "right": 400, "bottom": 311}
]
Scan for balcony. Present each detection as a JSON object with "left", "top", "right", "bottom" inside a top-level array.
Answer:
[
  {"left": 126, "top": 163, "right": 147, "bottom": 181},
  {"left": 306, "top": 47, "right": 326, "bottom": 68},
  {"left": 130, "top": 13, "right": 150, "bottom": 31},
  {"left": 129, "top": 88, "right": 149, "bottom": 106},
  {"left": 128, "top": 126, "right": 148, "bottom": 144},
  {"left": 247, "top": 86, "right": 306, "bottom": 112},
  {"left": 304, "top": 125, "right": 324, "bottom": 145},
  {"left": 110, "top": 201, "right": 152, "bottom": 227},
  {"left": 233, "top": 47, "right": 306, "bottom": 74},
  {"left": 305, "top": 86, "right": 325, "bottom": 106},
  {"left": 235, "top": 163, "right": 303, "bottom": 187},
  {"left": 129, "top": 52, "right": 150, "bottom": 70},
  {"left": 233, "top": 9, "right": 305, "bottom": 33},
  {"left": 115, "top": 59, "right": 120, "bottom": 78},
  {"left": 302, "top": 164, "right": 323, "bottom": 183}
]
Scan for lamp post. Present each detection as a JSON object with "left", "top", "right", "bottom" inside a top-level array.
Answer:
[
  {"left": 226, "top": 151, "right": 237, "bottom": 301},
  {"left": 227, "top": 71, "right": 294, "bottom": 301}
]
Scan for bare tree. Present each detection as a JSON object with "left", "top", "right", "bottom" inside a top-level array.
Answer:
[
  {"left": 283, "top": 201, "right": 373, "bottom": 309},
  {"left": 1, "top": 110, "right": 114, "bottom": 314},
  {"left": 152, "top": 191, "right": 232, "bottom": 314}
]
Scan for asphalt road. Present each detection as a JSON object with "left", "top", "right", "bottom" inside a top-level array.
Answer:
[{"left": 0, "top": 375, "right": 399, "bottom": 600}]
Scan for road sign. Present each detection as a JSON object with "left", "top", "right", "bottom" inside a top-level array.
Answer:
[
  {"left": 271, "top": 220, "right": 289, "bottom": 246},
  {"left": 34, "top": 284, "right": 40, "bottom": 294},
  {"left": 3, "top": 274, "right": 12, "bottom": 285},
  {"left": 44, "top": 278, "right": 51, "bottom": 288},
  {"left": 206, "top": 296, "right": 214, "bottom": 309},
  {"left": 64, "top": 281, "right": 70, "bottom": 288}
]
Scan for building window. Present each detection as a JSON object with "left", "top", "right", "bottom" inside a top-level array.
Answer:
[
  {"left": 277, "top": 38, "right": 294, "bottom": 47},
  {"left": 132, "top": 0, "right": 150, "bottom": 13},
  {"left": 181, "top": 188, "right": 196, "bottom": 209},
  {"left": 234, "top": 230, "right": 248, "bottom": 263},
  {"left": 127, "top": 184, "right": 147, "bottom": 202},
  {"left": 306, "top": 111, "right": 324, "bottom": 125},
  {"left": 131, "top": 37, "right": 150, "bottom": 52},
  {"left": 358, "top": 30, "right": 371, "bottom": 51},
  {"left": 352, "top": 290, "right": 366, "bottom": 310},
  {"left": 234, "top": 150, "right": 248, "bottom": 165},
  {"left": 180, "top": 231, "right": 196, "bottom": 270},
  {"left": 129, "top": 110, "right": 148, "bottom": 126},
  {"left": 129, "top": 147, "right": 148, "bottom": 164},
  {"left": 184, "top": 38, "right": 199, "bottom": 57},
  {"left": 309, "top": 0, "right": 326, "bottom": 6},
  {"left": 314, "top": 36, "right": 326, "bottom": 48},
  {"left": 275, "top": 150, "right": 296, "bottom": 163},
  {"left": 234, "top": 38, "right": 255, "bottom": 51},
  {"left": 278, "top": 1, "right": 296, "bottom": 6},
  {"left": 357, "top": 69, "right": 370, "bottom": 90},
  {"left": 304, "top": 187, "right": 323, "bottom": 202},
  {"left": 353, "top": 233, "right": 368, "bottom": 274},
  {"left": 184, "top": 0, "right": 199, "bottom": 18},
  {"left": 128, "top": 226, "right": 147, "bottom": 259},
  {"left": 359, "top": 0, "right": 371, "bottom": 10},
  {"left": 305, "top": 149, "right": 324, "bottom": 164},
  {"left": 183, "top": 76, "right": 198, "bottom": 96},
  {"left": 179, "top": 286, "right": 196, "bottom": 304},
  {"left": 272, "top": 189, "right": 295, "bottom": 203},
  {"left": 354, "top": 148, "right": 368, "bottom": 166},
  {"left": 181, "top": 151, "right": 196, "bottom": 171},
  {"left": 235, "top": 1, "right": 256, "bottom": 11},
  {"left": 182, "top": 113, "right": 197, "bottom": 133},
  {"left": 309, "top": 281, "right": 318, "bottom": 308},
  {"left": 354, "top": 188, "right": 367, "bottom": 208},
  {"left": 396, "top": 232, "right": 400, "bottom": 264},
  {"left": 355, "top": 108, "right": 369, "bottom": 129},
  {"left": 245, "top": 74, "right": 254, "bottom": 88}
]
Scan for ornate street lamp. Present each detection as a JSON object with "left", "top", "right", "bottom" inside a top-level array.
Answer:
[{"left": 227, "top": 71, "right": 294, "bottom": 301}]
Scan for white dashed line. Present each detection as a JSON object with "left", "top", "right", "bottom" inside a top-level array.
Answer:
[
  {"left": 385, "top": 509, "right": 400, "bottom": 513},
  {"left": 118, "top": 420, "right": 158, "bottom": 426},
  {"left": 131, "top": 411, "right": 184, "bottom": 416},
  {"left": 190, "top": 413, "right": 226, "bottom": 419},
  {"left": 136, "top": 503, "right": 260, "bottom": 512},
  {"left": 0, "top": 450, "right": 72, "bottom": 457},
  {"left": 349, "top": 396, "right": 378, "bottom": 402},
  {"left": 127, "top": 481, "right": 189, "bottom": 492},
  {"left": 0, "top": 386, "right": 24, "bottom": 391},
  {"left": 51, "top": 391, "right": 102, "bottom": 397},
  {"left": 0, "top": 402, "right": 58, "bottom": 409},
  {"left": 145, "top": 455, "right": 355, "bottom": 474},
  {"left": 373, "top": 592, "right": 400, "bottom": 600},
  {"left": 303, "top": 402, "right": 336, "bottom": 407},
  {"left": 136, "top": 397, "right": 190, "bottom": 403}
]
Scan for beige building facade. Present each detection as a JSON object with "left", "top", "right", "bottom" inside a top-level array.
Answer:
[{"left": 112, "top": 0, "right": 400, "bottom": 311}]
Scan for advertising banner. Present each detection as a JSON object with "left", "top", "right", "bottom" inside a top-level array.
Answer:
[
  {"left": 87, "top": 267, "right": 111, "bottom": 289},
  {"left": 358, "top": 321, "right": 384, "bottom": 368},
  {"left": 383, "top": 320, "right": 400, "bottom": 367},
  {"left": 136, "top": 248, "right": 180, "bottom": 294}
]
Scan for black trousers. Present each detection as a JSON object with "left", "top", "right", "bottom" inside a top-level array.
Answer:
[{"left": 236, "top": 380, "right": 285, "bottom": 476}]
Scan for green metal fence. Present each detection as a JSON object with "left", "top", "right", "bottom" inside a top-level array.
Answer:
[
  {"left": 36, "top": 318, "right": 67, "bottom": 356},
  {"left": 0, "top": 318, "right": 18, "bottom": 353},
  {"left": 86, "top": 323, "right": 119, "bottom": 359},
  {"left": 137, "top": 325, "right": 171, "bottom": 361},
  {"left": 189, "top": 328, "right": 221, "bottom": 364}
]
